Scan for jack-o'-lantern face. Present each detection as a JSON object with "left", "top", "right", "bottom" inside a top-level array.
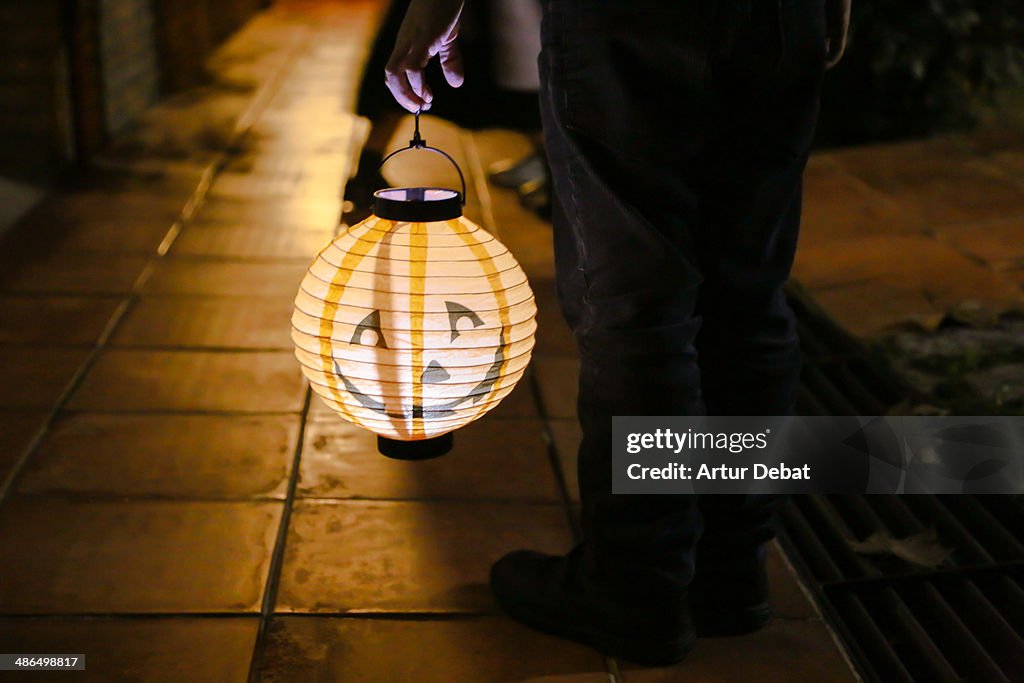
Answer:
[
  {"left": 292, "top": 207, "right": 537, "bottom": 441},
  {"left": 332, "top": 301, "right": 506, "bottom": 420}
]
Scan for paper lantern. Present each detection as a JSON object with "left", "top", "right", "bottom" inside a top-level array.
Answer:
[{"left": 292, "top": 123, "right": 537, "bottom": 459}]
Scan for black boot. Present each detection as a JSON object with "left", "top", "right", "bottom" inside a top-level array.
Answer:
[
  {"left": 689, "top": 542, "right": 772, "bottom": 637},
  {"left": 517, "top": 176, "right": 552, "bottom": 220},
  {"left": 488, "top": 151, "right": 548, "bottom": 189},
  {"left": 488, "top": 148, "right": 553, "bottom": 219},
  {"left": 490, "top": 547, "right": 696, "bottom": 666}
]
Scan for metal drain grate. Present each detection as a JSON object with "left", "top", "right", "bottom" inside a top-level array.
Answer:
[{"left": 783, "top": 286, "right": 1024, "bottom": 683}]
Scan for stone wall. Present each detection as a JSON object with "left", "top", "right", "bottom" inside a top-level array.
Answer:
[
  {"left": 0, "top": 1, "right": 73, "bottom": 182},
  {"left": 99, "top": 0, "right": 160, "bottom": 135},
  {"left": 153, "top": 0, "right": 267, "bottom": 92},
  {"left": 0, "top": 0, "right": 267, "bottom": 185}
]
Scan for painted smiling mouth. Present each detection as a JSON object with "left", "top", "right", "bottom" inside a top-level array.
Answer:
[{"left": 333, "top": 328, "right": 508, "bottom": 421}]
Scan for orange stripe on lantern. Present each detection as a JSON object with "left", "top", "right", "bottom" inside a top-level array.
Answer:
[
  {"left": 409, "top": 221, "right": 427, "bottom": 438},
  {"left": 449, "top": 218, "right": 516, "bottom": 423},
  {"left": 318, "top": 219, "right": 396, "bottom": 420}
]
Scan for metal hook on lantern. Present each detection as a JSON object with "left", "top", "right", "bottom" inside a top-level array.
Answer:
[{"left": 377, "top": 111, "right": 468, "bottom": 205}]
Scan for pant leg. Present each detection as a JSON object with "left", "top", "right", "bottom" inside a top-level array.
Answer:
[
  {"left": 695, "top": 0, "right": 827, "bottom": 419},
  {"left": 539, "top": 0, "right": 826, "bottom": 592},
  {"left": 540, "top": 0, "right": 713, "bottom": 594},
  {"left": 694, "top": 0, "right": 828, "bottom": 551}
]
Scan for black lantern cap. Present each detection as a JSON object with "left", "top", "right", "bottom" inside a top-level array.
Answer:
[
  {"left": 378, "top": 433, "right": 454, "bottom": 460},
  {"left": 373, "top": 187, "right": 463, "bottom": 222}
]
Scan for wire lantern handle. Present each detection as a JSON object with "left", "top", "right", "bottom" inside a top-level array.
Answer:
[{"left": 377, "top": 111, "right": 467, "bottom": 205}]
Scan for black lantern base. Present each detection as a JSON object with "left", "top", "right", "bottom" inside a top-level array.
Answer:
[{"left": 377, "top": 433, "right": 453, "bottom": 460}]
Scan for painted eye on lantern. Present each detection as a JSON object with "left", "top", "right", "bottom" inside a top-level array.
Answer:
[
  {"left": 350, "top": 310, "right": 388, "bottom": 349},
  {"left": 445, "top": 301, "right": 484, "bottom": 342}
]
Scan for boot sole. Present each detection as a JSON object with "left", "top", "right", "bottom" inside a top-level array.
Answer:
[{"left": 492, "top": 582, "right": 695, "bottom": 667}]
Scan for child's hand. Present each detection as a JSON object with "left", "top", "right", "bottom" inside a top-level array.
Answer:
[{"left": 385, "top": 0, "right": 466, "bottom": 112}]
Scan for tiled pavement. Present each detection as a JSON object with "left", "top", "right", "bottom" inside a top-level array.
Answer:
[
  {"left": 795, "top": 132, "right": 1024, "bottom": 337},
  {"left": 0, "top": 1, "right": 860, "bottom": 681}
]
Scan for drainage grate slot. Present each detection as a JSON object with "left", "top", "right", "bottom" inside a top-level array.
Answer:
[
  {"left": 845, "top": 356, "right": 909, "bottom": 409},
  {"left": 796, "top": 319, "right": 838, "bottom": 362},
  {"left": 977, "top": 497, "right": 1024, "bottom": 543},
  {"left": 902, "top": 495, "right": 993, "bottom": 566},
  {"left": 829, "top": 362, "right": 890, "bottom": 415},
  {"left": 861, "top": 585, "right": 961, "bottom": 683},
  {"left": 782, "top": 287, "right": 1024, "bottom": 683},
  {"left": 780, "top": 499, "right": 845, "bottom": 582},
  {"left": 980, "top": 576, "right": 1024, "bottom": 636},
  {"left": 800, "top": 495, "right": 877, "bottom": 579},
  {"left": 942, "top": 496, "right": 1024, "bottom": 560},
  {"left": 832, "top": 591, "right": 916, "bottom": 683},
  {"left": 796, "top": 385, "right": 829, "bottom": 416},
  {"left": 952, "top": 580, "right": 1024, "bottom": 680},
  {"left": 801, "top": 364, "right": 861, "bottom": 415},
  {"left": 866, "top": 495, "right": 927, "bottom": 537},
  {"left": 907, "top": 581, "right": 1011, "bottom": 682}
]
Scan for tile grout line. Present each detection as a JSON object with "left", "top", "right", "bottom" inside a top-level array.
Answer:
[
  {"left": 244, "top": 11, "right": 385, "bottom": 679},
  {"left": 528, "top": 372, "right": 582, "bottom": 539},
  {"left": 8, "top": 493, "right": 576, "bottom": 506},
  {"left": 0, "top": 610, "right": 542, "bottom": 620},
  {"left": 776, "top": 536, "right": 867, "bottom": 683},
  {"left": 0, "top": 21, "right": 311, "bottom": 507},
  {"left": 8, "top": 493, "right": 574, "bottom": 506},
  {"left": 245, "top": 388, "right": 312, "bottom": 683}
]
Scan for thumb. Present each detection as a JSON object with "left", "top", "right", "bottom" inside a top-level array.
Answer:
[
  {"left": 439, "top": 40, "right": 464, "bottom": 88},
  {"left": 825, "top": 35, "right": 847, "bottom": 69}
]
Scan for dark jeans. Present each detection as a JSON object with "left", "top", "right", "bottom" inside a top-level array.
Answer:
[{"left": 539, "top": 0, "right": 827, "bottom": 592}]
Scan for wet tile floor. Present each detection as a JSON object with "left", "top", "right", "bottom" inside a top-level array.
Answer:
[{"left": 0, "top": 1, "right": 857, "bottom": 680}]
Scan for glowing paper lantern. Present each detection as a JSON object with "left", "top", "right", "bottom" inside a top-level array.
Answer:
[{"left": 292, "top": 127, "right": 537, "bottom": 459}]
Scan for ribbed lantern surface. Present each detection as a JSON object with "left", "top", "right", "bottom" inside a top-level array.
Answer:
[{"left": 292, "top": 195, "right": 537, "bottom": 441}]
